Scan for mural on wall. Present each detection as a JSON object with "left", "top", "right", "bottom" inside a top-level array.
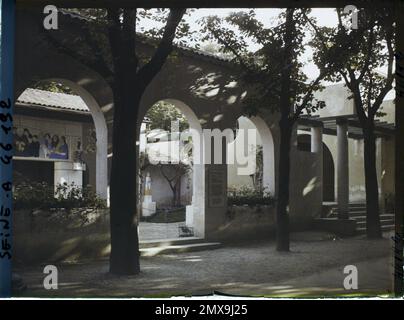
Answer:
[{"left": 13, "top": 126, "right": 82, "bottom": 161}]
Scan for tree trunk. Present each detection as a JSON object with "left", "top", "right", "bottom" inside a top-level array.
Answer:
[
  {"left": 171, "top": 184, "right": 177, "bottom": 207},
  {"left": 363, "top": 123, "right": 382, "bottom": 238},
  {"left": 109, "top": 83, "right": 141, "bottom": 275},
  {"left": 276, "top": 8, "right": 294, "bottom": 252},
  {"left": 105, "top": 8, "right": 185, "bottom": 275},
  {"left": 276, "top": 119, "right": 293, "bottom": 251},
  {"left": 176, "top": 178, "right": 181, "bottom": 206}
]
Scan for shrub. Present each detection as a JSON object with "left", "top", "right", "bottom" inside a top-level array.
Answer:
[
  {"left": 227, "top": 185, "right": 275, "bottom": 206},
  {"left": 14, "top": 181, "right": 106, "bottom": 211}
]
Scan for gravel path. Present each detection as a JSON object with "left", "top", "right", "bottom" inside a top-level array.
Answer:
[{"left": 13, "top": 232, "right": 395, "bottom": 298}]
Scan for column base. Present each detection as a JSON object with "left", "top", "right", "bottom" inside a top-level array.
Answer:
[
  {"left": 186, "top": 205, "right": 194, "bottom": 227},
  {"left": 142, "top": 196, "right": 156, "bottom": 217}
]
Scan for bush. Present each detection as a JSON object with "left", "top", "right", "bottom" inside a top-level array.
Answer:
[
  {"left": 227, "top": 186, "right": 275, "bottom": 206},
  {"left": 14, "top": 181, "right": 106, "bottom": 211}
]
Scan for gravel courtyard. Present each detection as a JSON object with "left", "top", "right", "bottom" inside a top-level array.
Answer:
[{"left": 13, "top": 232, "right": 395, "bottom": 298}]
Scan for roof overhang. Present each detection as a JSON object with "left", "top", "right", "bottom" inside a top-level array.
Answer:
[{"left": 298, "top": 114, "right": 395, "bottom": 140}]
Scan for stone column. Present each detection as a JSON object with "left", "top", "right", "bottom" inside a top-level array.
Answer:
[
  {"left": 142, "top": 172, "right": 156, "bottom": 217},
  {"left": 186, "top": 126, "right": 205, "bottom": 233},
  {"left": 311, "top": 125, "right": 323, "bottom": 203},
  {"left": 54, "top": 161, "right": 84, "bottom": 193},
  {"left": 95, "top": 123, "right": 108, "bottom": 200},
  {"left": 311, "top": 126, "right": 323, "bottom": 153},
  {"left": 337, "top": 119, "right": 349, "bottom": 219},
  {"left": 376, "top": 137, "right": 384, "bottom": 211}
]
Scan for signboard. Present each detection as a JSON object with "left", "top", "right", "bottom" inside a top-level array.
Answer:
[{"left": 208, "top": 168, "right": 226, "bottom": 207}]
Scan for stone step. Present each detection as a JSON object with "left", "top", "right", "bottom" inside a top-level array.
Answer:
[
  {"left": 352, "top": 214, "right": 394, "bottom": 219},
  {"left": 330, "top": 207, "right": 367, "bottom": 213},
  {"left": 329, "top": 212, "right": 366, "bottom": 218},
  {"left": 330, "top": 204, "right": 367, "bottom": 209},
  {"left": 325, "top": 202, "right": 366, "bottom": 206},
  {"left": 347, "top": 206, "right": 367, "bottom": 211},
  {"left": 140, "top": 241, "right": 222, "bottom": 257},
  {"left": 355, "top": 219, "right": 394, "bottom": 227},
  {"left": 329, "top": 213, "right": 394, "bottom": 220},
  {"left": 357, "top": 224, "right": 395, "bottom": 233},
  {"left": 327, "top": 203, "right": 366, "bottom": 208},
  {"left": 350, "top": 214, "right": 394, "bottom": 220},
  {"left": 140, "top": 237, "right": 206, "bottom": 249},
  {"left": 318, "top": 207, "right": 395, "bottom": 234},
  {"left": 348, "top": 203, "right": 367, "bottom": 207},
  {"left": 325, "top": 216, "right": 394, "bottom": 226}
]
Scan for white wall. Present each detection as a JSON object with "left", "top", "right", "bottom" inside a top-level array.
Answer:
[
  {"left": 227, "top": 116, "right": 263, "bottom": 189},
  {"left": 141, "top": 165, "right": 192, "bottom": 208},
  {"left": 312, "top": 83, "right": 354, "bottom": 117}
]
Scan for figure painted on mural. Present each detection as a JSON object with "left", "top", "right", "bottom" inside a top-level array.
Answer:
[
  {"left": 59, "top": 136, "right": 69, "bottom": 159},
  {"left": 73, "top": 139, "right": 83, "bottom": 163},
  {"left": 40, "top": 133, "right": 52, "bottom": 158},
  {"left": 20, "top": 129, "right": 32, "bottom": 157},
  {"left": 14, "top": 126, "right": 73, "bottom": 160},
  {"left": 49, "top": 135, "right": 69, "bottom": 160},
  {"left": 25, "top": 134, "right": 34, "bottom": 157},
  {"left": 25, "top": 133, "right": 40, "bottom": 157},
  {"left": 14, "top": 127, "right": 41, "bottom": 157},
  {"left": 13, "top": 127, "right": 25, "bottom": 157},
  {"left": 30, "top": 135, "right": 40, "bottom": 157},
  {"left": 14, "top": 128, "right": 28, "bottom": 157},
  {"left": 47, "top": 134, "right": 59, "bottom": 158}
]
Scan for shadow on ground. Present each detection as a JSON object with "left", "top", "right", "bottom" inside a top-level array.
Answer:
[{"left": 13, "top": 232, "right": 394, "bottom": 298}]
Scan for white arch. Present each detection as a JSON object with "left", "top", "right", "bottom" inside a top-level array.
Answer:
[
  {"left": 49, "top": 78, "right": 109, "bottom": 200},
  {"left": 147, "top": 98, "right": 205, "bottom": 237}
]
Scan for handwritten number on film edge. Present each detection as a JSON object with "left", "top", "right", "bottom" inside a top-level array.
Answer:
[{"left": 0, "top": 98, "right": 12, "bottom": 260}]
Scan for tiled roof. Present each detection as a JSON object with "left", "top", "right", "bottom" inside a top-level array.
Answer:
[{"left": 16, "top": 88, "right": 90, "bottom": 113}]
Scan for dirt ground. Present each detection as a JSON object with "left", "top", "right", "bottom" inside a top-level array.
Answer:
[{"left": 13, "top": 231, "right": 395, "bottom": 298}]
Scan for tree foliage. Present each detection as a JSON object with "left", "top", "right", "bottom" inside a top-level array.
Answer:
[
  {"left": 33, "top": 81, "right": 74, "bottom": 94},
  {"left": 308, "top": 8, "right": 395, "bottom": 121},
  {"left": 145, "top": 101, "right": 189, "bottom": 132},
  {"left": 199, "top": 9, "right": 327, "bottom": 121}
]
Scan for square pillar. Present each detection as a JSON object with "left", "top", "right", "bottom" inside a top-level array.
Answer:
[
  {"left": 375, "top": 137, "right": 384, "bottom": 211},
  {"left": 54, "top": 161, "right": 85, "bottom": 193},
  {"left": 337, "top": 119, "right": 349, "bottom": 219}
]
